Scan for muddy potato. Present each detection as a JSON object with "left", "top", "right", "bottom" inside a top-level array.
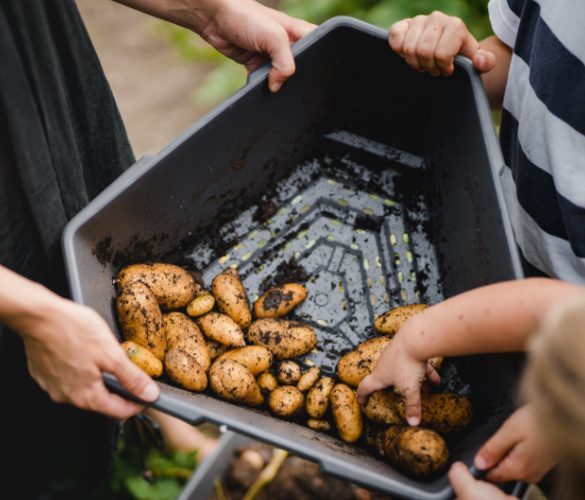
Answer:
[
  {"left": 117, "top": 263, "right": 199, "bottom": 310},
  {"left": 306, "top": 376, "right": 335, "bottom": 419},
  {"left": 268, "top": 386, "right": 304, "bottom": 418},
  {"left": 307, "top": 419, "right": 331, "bottom": 432},
  {"left": 116, "top": 281, "right": 166, "bottom": 360},
  {"left": 211, "top": 268, "right": 251, "bottom": 328},
  {"left": 165, "top": 346, "right": 207, "bottom": 391},
  {"left": 257, "top": 372, "right": 278, "bottom": 393},
  {"left": 209, "top": 359, "right": 263, "bottom": 406},
  {"left": 276, "top": 361, "right": 301, "bottom": 385},
  {"left": 198, "top": 312, "right": 246, "bottom": 347},
  {"left": 248, "top": 319, "right": 316, "bottom": 359},
  {"left": 375, "top": 426, "right": 448, "bottom": 477},
  {"left": 362, "top": 391, "right": 402, "bottom": 425},
  {"left": 186, "top": 292, "right": 215, "bottom": 317},
  {"left": 206, "top": 338, "right": 229, "bottom": 360},
  {"left": 336, "top": 336, "right": 391, "bottom": 388},
  {"left": 330, "top": 384, "right": 363, "bottom": 443},
  {"left": 121, "top": 341, "right": 163, "bottom": 377},
  {"left": 253, "top": 283, "right": 307, "bottom": 318},
  {"left": 374, "top": 304, "right": 428, "bottom": 336},
  {"left": 164, "top": 312, "right": 210, "bottom": 371},
  {"left": 216, "top": 346, "right": 273, "bottom": 376},
  {"left": 297, "top": 366, "right": 321, "bottom": 392}
]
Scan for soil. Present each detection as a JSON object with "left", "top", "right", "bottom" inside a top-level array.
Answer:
[{"left": 259, "top": 257, "right": 310, "bottom": 292}]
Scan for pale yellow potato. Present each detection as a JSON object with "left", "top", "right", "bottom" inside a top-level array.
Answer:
[
  {"left": 121, "top": 341, "right": 163, "bottom": 377},
  {"left": 276, "top": 361, "right": 301, "bottom": 385},
  {"left": 375, "top": 426, "right": 448, "bottom": 477},
  {"left": 253, "top": 283, "right": 307, "bottom": 318},
  {"left": 206, "top": 338, "right": 229, "bottom": 360},
  {"left": 164, "top": 312, "right": 210, "bottom": 371},
  {"left": 362, "top": 391, "right": 402, "bottom": 425},
  {"left": 330, "top": 384, "right": 363, "bottom": 443},
  {"left": 117, "top": 263, "right": 199, "bottom": 310},
  {"left": 307, "top": 419, "right": 331, "bottom": 431},
  {"left": 216, "top": 346, "right": 273, "bottom": 376},
  {"left": 165, "top": 346, "right": 207, "bottom": 392},
  {"left": 297, "top": 366, "right": 321, "bottom": 392},
  {"left": 198, "top": 312, "right": 246, "bottom": 347},
  {"left": 306, "top": 376, "right": 335, "bottom": 419},
  {"left": 268, "top": 386, "right": 304, "bottom": 418},
  {"left": 116, "top": 281, "right": 166, "bottom": 360},
  {"left": 257, "top": 372, "right": 278, "bottom": 393},
  {"left": 186, "top": 292, "right": 215, "bottom": 317},
  {"left": 211, "top": 268, "right": 251, "bottom": 328},
  {"left": 209, "top": 359, "right": 263, "bottom": 406},
  {"left": 374, "top": 304, "right": 428, "bottom": 336},
  {"left": 247, "top": 319, "right": 316, "bottom": 359},
  {"left": 336, "top": 336, "right": 391, "bottom": 388}
]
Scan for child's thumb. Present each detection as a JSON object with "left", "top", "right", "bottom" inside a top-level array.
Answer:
[
  {"left": 472, "top": 48, "right": 496, "bottom": 73},
  {"left": 356, "top": 374, "right": 385, "bottom": 405}
]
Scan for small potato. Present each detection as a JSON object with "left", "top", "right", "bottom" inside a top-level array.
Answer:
[
  {"left": 336, "top": 336, "right": 391, "bottom": 388},
  {"left": 374, "top": 304, "right": 428, "bottom": 336},
  {"left": 211, "top": 268, "right": 252, "bottom": 328},
  {"left": 198, "top": 312, "right": 246, "bottom": 347},
  {"left": 257, "top": 372, "right": 278, "bottom": 393},
  {"left": 375, "top": 426, "right": 448, "bottom": 477},
  {"left": 164, "top": 312, "right": 210, "bottom": 371},
  {"left": 248, "top": 319, "right": 316, "bottom": 359},
  {"left": 209, "top": 359, "right": 263, "bottom": 406},
  {"left": 276, "top": 361, "right": 301, "bottom": 385},
  {"left": 268, "top": 386, "right": 304, "bottom": 418},
  {"left": 297, "top": 366, "right": 321, "bottom": 392},
  {"left": 306, "top": 376, "right": 335, "bottom": 419},
  {"left": 206, "top": 338, "right": 229, "bottom": 360},
  {"left": 165, "top": 346, "right": 207, "bottom": 392},
  {"left": 216, "top": 346, "right": 273, "bottom": 376},
  {"left": 117, "top": 263, "right": 199, "bottom": 310},
  {"left": 186, "top": 292, "right": 215, "bottom": 317},
  {"left": 116, "top": 281, "right": 166, "bottom": 360},
  {"left": 330, "top": 384, "right": 363, "bottom": 443},
  {"left": 121, "top": 341, "right": 163, "bottom": 377},
  {"left": 253, "top": 283, "right": 307, "bottom": 318},
  {"left": 307, "top": 419, "right": 331, "bottom": 431}
]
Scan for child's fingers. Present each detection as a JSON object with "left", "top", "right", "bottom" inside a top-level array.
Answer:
[
  {"left": 448, "top": 462, "right": 477, "bottom": 498},
  {"left": 433, "top": 17, "right": 476, "bottom": 75},
  {"left": 401, "top": 385, "right": 422, "bottom": 426},
  {"left": 356, "top": 374, "right": 386, "bottom": 405},
  {"left": 472, "top": 48, "right": 497, "bottom": 73},
  {"left": 389, "top": 19, "right": 411, "bottom": 54},
  {"left": 474, "top": 416, "right": 520, "bottom": 471},
  {"left": 401, "top": 16, "right": 428, "bottom": 71},
  {"left": 425, "top": 363, "right": 441, "bottom": 384},
  {"left": 414, "top": 20, "right": 445, "bottom": 76}
]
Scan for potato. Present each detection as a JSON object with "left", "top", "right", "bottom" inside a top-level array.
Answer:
[
  {"left": 297, "top": 366, "right": 321, "bottom": 392},
  {"left": 307, "top": 419, "right": 331, "bottom": 432},
  {"left": 117, "top": 263, "right": 199, "bottom": 310},
  {"left": 206, "top": 338, "right": 229, "bottom": 360},
  {"left": 253, "top": 283, "right": 307, "bottom": 318},
  {"left": 209, "top": 359, "right": 263, "bottom": 406},
  {"left": 248, "top": 319, "right": 316, "bottom": 359},
  {"left": 121, "top": 341, "right": 163, "bottom": 377},
  {"left": 374, "top": 304, "right": 428, "bottom": 336},
  {"left": 165, "top": 346, "right": 207, "bottom": 392},
  {"left": 211, "top": 268, "right": 251, "bottom": 328},
  {"left": 364, "top": 391, "right": 472, "bottom": 434},
  {"left": 336, "top": 336, "right": 391, "bottom": 388},
  {"left": 216, "top": 346, "right": 273, "bottom": 376},
  {"left": 276, "top": 361, "right": 301, "bottom": 385},
  {"left": 306, "top": 376, "right": 335, "bottom": 419},
  {"left": 164, "top": 312, "right": 210, "bottom": 371},
  {"left": 429, "top": 357, "right": 443, "bottom": 371},
  {"left": 198, "top": 312, "right": 246, "bottom": 347},
  {"left": 330, "top": 384, "right": 363, "bottom": 443},
  {"left": 375, "top": 426, "right": 448, "bottom": 477},
  {"left": 268, "top": 386, "right": 304, "bottom": 418},
  {"left": 257, "top": 372, "right": 278, "bottom": 393},
  {"left": 186, "top": 292, "right": 215, "bottom": 317},
  {"left": 116, "top": 281, "right": 166, "bottom": 360}
]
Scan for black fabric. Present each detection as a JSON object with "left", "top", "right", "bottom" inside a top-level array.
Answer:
[{"left": 0, "top": 1, "right": 134, "bottom": 498}]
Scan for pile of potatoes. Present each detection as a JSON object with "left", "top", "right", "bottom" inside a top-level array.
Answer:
[{"left": 114, "top": 262, "right": 472, "bottom": 478}]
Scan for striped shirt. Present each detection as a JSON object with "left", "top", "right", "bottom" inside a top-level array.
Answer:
[{"left": 489, "top": 0, "right": 585, "bottom": 283}]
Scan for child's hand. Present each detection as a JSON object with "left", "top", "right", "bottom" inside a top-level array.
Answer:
[
  {"left": 449, "top": 463, "right": 514, "bottom": 499},
  {"left": 474, "top": 405, "right": 560, "bottom": 483},
  {"left": 356, "top": 331, "right": 440, "bottom": 425},
  {"left": 389, "top": 11, "right": 496, "bottom": 76}
]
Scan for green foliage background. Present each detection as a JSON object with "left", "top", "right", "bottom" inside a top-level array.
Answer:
[{"left": 158, "top": 0, "right": 492, "bottom": 106}]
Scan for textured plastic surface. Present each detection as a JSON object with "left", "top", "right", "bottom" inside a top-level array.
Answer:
[{"left": 63, "top": 17, "right": 524, "bottom": 499}]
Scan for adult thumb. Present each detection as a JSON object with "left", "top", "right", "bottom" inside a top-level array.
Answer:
[{"left": 113, "top": 355, "right": 159, "bottom": 403}]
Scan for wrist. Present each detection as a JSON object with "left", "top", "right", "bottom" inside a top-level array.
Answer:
[{"left": 396, "top": 315, "right": 431, "bottom": 362}]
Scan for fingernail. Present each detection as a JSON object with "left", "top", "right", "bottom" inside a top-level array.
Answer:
[
  {"left": 407, "top": 416, "right": 420, "bottom": 426},
  {"left": 474, "top": 455, "right": 488, "bottom": 470},
  {"left": 476, "top": 54, "right": 485, "bottom": 68},
  {"left": 140, "top": 383, "right": 159, "bottom": 402}
]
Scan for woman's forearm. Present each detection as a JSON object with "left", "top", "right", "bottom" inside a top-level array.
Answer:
[{"left": 480, "top": 35, "right": 512, "bottom": 109}]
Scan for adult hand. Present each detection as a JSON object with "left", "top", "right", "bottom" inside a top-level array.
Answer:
[
  {"left": 474, "top": 405, "right": 560, "bottom": 483},
  {"left": 389, "top": 11, "right": 496, "bottom": 76},
  {"left": 16, "top": 295, "right": 159, "bottom": 420},
  {"left": 449, "top": 462, "right": 514, "bottom": 500}
]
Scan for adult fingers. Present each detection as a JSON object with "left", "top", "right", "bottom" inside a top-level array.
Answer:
[
  {"left": 264, "top": 27, "right": 296, "bottom": 92},
  {"left": 474, "top": 416, "right": 520, "bottom": 471},
  {"left": 425, "top": 363, "right": 441, "bottom": 384},
  {"left": 356, "top": 374, "right": 387, "bottom": 405},
  {"left": 108, "top": 351, "right": 159, "bottom": 403},
  {"left": 274, "top": 11, "right": 317, "bottom": 41},
  {"left": 401, "top": 385, "right": 422, "bottom": 426},
  {"left": 401, "top": 16, "right": 428, "bottom": 71},
  {"left": 89, "top": 382, "right": 145, "bottom": 420},
  {"left": 415, "top": 18, "right": 445, "bottom": 75},
  {"left": 389, "top": 19, "right": 411, "bottom": 54}
]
